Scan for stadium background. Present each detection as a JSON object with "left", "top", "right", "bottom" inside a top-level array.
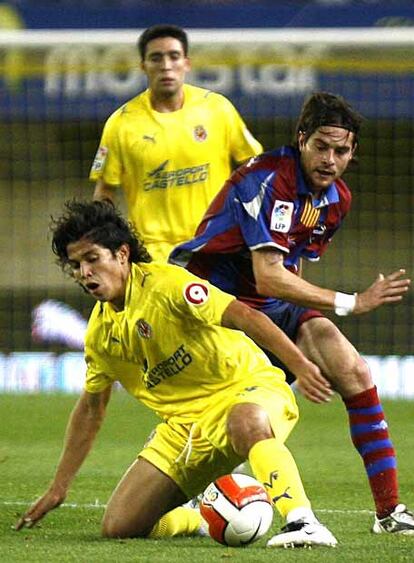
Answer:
[{"left": 0, "top": 0, "right": 413, "bottom": 393}]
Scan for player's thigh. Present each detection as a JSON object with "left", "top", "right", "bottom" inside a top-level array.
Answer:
[
  {"left": 297, "top": 317, "right": 372, "bottom": 395},
  {"left": 102, "top": 457, "right": 186, "bottom": 538}
]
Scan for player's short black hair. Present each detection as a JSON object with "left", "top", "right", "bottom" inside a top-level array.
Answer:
[
  {"left": 138, "top": 24, "right": 189, "bottom": 60},
  {"left": 295, "top": 91, "right": 363, "bottom": 148},
  {"left": 51, "top": 200, "right": 152, "bottom": 270}
]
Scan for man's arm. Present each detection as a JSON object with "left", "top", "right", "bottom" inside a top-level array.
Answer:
[
  {"left": 93, "top": 179, "right": 117, "bottom": 206},
  {"left": 15, "top": 386, "right": 112, "bottom": 530},
  {"left": 252, "top": 248, "right": 410, "bottom": 315},
  {"left": 221, "top": 299, "right": 333, "bottom": 403}
]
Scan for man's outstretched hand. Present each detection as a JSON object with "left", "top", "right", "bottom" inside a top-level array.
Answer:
[{"left": 354, "top": 269, "right": 410, "bottom": 314}]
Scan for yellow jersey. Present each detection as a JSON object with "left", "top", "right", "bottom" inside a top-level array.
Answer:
[
  {"left": 89, "top": 84, "right": 263, "bottom": 261},
  {"left": 84, "top": 262, "right": 280, "bottom": 422}
]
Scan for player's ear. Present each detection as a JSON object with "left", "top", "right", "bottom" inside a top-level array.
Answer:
[
  {"left": 117, "top": 244, "right": 130, "bottom": 264},
  {"left": 351, "top": 142, "right": 358, "bottom": 158},
  {"left": 184, "top": 56, "right": 191, "bottom": 73},
  {"left": 297, "top": 131, "right": 305, "bottom": 151}
]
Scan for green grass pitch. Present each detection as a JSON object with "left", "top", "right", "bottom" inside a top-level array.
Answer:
[{"left": 1, "top": 392, "right": 413, "bottom": 562}]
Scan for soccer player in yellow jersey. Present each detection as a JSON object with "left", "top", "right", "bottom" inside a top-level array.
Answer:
[
  {"left": 90, "top": 24, "right": 263, "bottom": 262},
  {"left": 16, "top": 201, "right": 337, "bottom": 548}
]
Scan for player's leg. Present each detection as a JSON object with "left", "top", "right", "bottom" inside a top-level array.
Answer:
[
  {"left": 102, "top": 456, "right": 203, "bottom": 538},
  {"left": 225, "top": 384, "right": 337, "bottom": 548},
  {"left": 296, "top": 317, "right": 370, "bottom": 397},
  {"left": 297, "top": 317, "right": 414, "bottom": 534},
  {"left": 226, "top": 402, "right": 311, "bottom": 517}
]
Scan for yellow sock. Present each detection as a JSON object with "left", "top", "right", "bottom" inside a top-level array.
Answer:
[
  {"left": 249, "top": 438, "right": 311, "bottom": 519},
  {"left": 149, "top": 507, "right": 204, "bottom": 538}
]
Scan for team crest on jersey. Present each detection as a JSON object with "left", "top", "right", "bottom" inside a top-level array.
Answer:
[
  {"left": 270, "top": 200, "right": 294, "bottom": 233},
  {"left": 183, "top": 282, "right": 209, "bottom": 305},
  {"left": 193, "top": 125, "right": 208, "bottom": 142},
  {"left": 137, "top": 319, "right": 152, "bottom": 339},
  {"left": 91, "top": 146, "right": 108, "bottom": 172}
]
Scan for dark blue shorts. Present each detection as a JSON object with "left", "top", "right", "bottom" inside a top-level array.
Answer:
[{"left": 260, "top": 300, "right": 324, "bottom": 385}]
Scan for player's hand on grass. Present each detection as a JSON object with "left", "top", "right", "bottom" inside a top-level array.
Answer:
[
  {"left": 15, "top": 488, "right": 66, "bottom": 530},
  {"left": 354, "top": 269, "right": 411, "bottom": 314},
  {"left": 293, "top": 359, "right": 334, "bottom": 404}
]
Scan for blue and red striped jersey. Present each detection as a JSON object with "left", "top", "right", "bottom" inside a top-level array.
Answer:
[{"left": 170, "top": 145, "right": 352, "bottom": 308}]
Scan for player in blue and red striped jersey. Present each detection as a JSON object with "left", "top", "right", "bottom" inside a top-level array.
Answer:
[{"left": 170, "top": 92, "right": 414, "bottom": 537}]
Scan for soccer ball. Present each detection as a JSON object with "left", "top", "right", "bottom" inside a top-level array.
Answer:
[{"left": 200, "top": 473, "right": 273, "bottom": 547}]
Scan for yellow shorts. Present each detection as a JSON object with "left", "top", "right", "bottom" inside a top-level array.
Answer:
[{"left": 139, "top": 370, "right": 298, "bottom": 498}]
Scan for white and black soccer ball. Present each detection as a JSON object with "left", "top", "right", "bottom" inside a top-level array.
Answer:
[{"left": 200, "top": 473, "right": 273, "bottom": 547}]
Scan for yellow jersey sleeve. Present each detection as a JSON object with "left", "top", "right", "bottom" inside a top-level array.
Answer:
[
  {"left": 84, "top": 348, "right": 113, "bottom": 393},
  {"left": 89, "top": 108, "right": 123, "bottom": 186},
  {"left": 217, "top": 94, "right": 263, "bottom": 163},
  {"left": 83, "top": 304, "right": 114, "bottom": 393},
  {"left": 165, "top": 266, "right": 236, "bottom": 327}
]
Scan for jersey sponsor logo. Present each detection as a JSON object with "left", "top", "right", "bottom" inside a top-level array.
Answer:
[
  {"left": 144, "top": 161, "right": 210, "bottom": 191},
  {"left": 144, "top": 344, "right": 193, "bottom": 389},
  {"left": 183, "top": 282, "right": 209, "bottom": 305},
  {"left": 91, "top": 146, "right": 108, "bottom": 172},
  {"left": 270, "top": 200, "right": 294, "bottom": 233},
  {"left": 193, "top": 124, "right": 207, "bottom": 142},
  {"left": 137, "top": 319, "right": 152, "bottom": 339},
  {"left": 149, "top": 160, "right": 169, "bottom": 176}
]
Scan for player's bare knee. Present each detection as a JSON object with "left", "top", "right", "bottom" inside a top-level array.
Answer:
[
  {"left": 101, "top": 512, "right": 149, "bottom": 539},
  {"left": 227, "top": 403, "right": 273, "bottom": 458},
  {"left": 351, "top": 355, "right": 373, "bottom": 387}
]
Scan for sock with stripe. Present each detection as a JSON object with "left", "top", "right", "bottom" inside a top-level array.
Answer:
[{"left": 343, "top": 386, "right": 399, "bottom": 518}]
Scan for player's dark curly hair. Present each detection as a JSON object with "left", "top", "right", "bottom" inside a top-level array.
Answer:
[
  {"left": 138, "top": 24, "right": 189, "bottom": 60},
  {"left": 51, "top": 200, "right": 152, "bottom": 270},
  {"left": 294, "top": 91, "right": 363, "bottom": 148}
]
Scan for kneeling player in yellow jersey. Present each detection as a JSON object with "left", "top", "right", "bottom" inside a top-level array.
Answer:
[{"left": 16, "top": 201, "right": 336, "bottom": 548}]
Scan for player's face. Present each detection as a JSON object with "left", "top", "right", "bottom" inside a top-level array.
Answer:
[
  {"left": 66, "top": 239, "right": 130, "bottom": 311},
  {"left": 299, "top": 126, "right": 356, "bottom": 193},
  {"left": 141, "top": 37, "right": 190, "bottom": 98}
]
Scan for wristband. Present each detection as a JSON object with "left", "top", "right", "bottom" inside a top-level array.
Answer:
[{"left": 334, "top": 292, "right": 357, "bottom": 316}]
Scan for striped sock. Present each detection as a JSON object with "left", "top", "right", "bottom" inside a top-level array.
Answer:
[{"left": 344, "top": 386, "right": 399, "bottom": 518}]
